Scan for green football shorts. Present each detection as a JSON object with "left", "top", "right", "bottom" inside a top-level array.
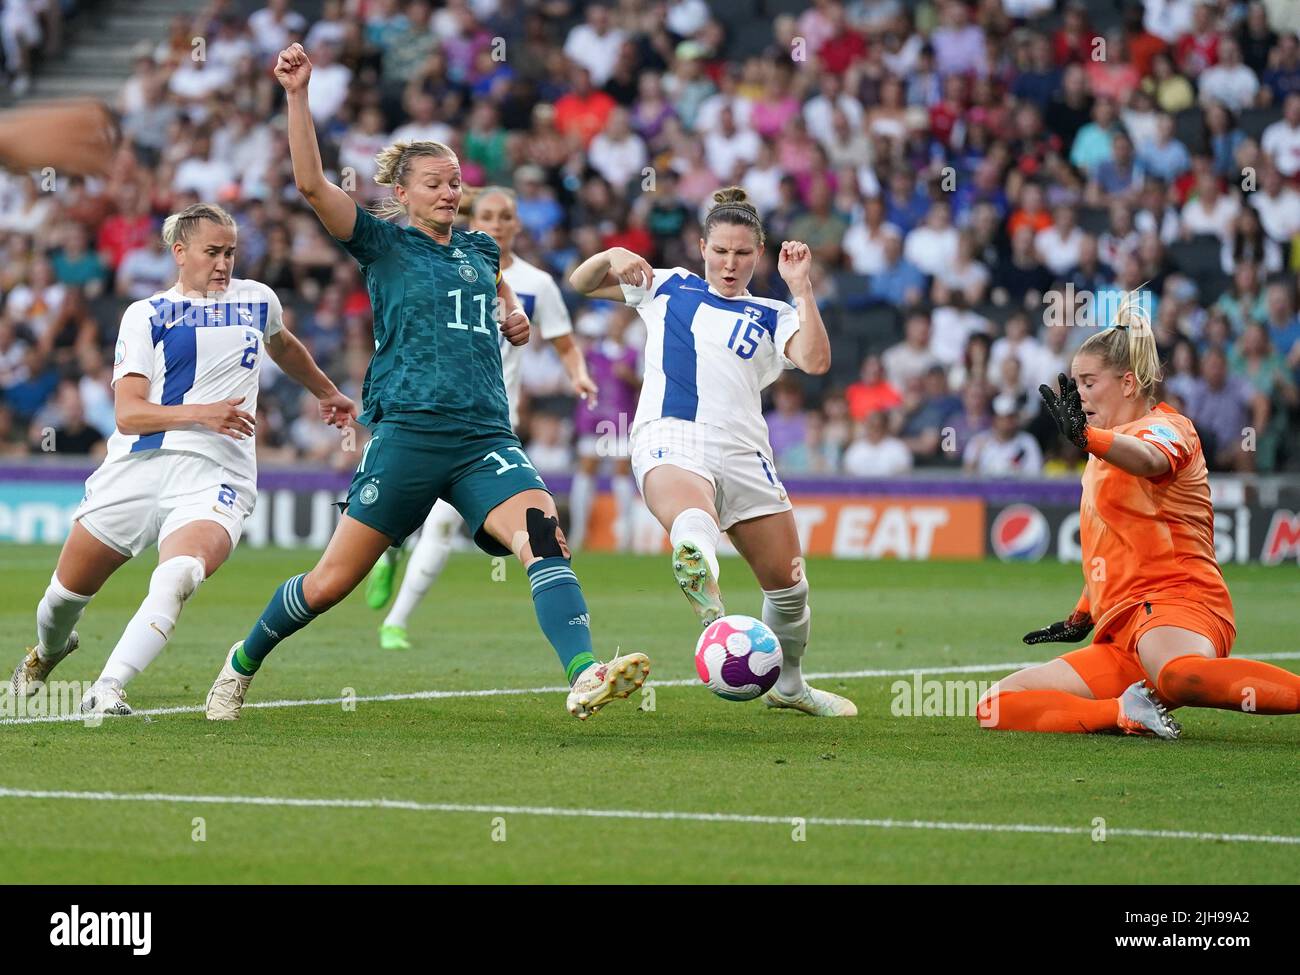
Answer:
[{"left": 342, "top": 419, "right": 551, "bottom": 555}]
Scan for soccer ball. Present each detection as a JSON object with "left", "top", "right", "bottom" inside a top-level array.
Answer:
[{"left": 694, "top": 615, "right": 783, "bottom": 701}]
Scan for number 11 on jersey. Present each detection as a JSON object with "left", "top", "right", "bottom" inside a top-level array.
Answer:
[{"left": 447, "top": 289, "right": 491, "bottom": 334}]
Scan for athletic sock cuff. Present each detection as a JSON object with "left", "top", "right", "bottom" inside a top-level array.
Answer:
[
  {"left": 281, "top": 573, "right": 318, "bottom": 623},
  {"left": 762, "top": 576, "right": 809, "bottom": 615},
  {"left": 48, "top": 573, "right": 92, "bottom": 603},
  {"left": 565, "top": 652, "right": 597, "bottom": 684},
  {"left": 528, "top": 557, "right": 578, "bottom": 595},
  {"left": 233, "top": 644, "right": 260, "bottom": 676}
]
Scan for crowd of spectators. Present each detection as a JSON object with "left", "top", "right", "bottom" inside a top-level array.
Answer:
[
  {"left": 0, "top": 0, "right": 68, "bottom": 96},
  {"left": 3, "top": 0, "right": 1300, "bottom": 478}
]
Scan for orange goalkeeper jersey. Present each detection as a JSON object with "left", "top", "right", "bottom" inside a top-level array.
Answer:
[{"left": 1077, "top": 403, "right": 1234, "bottom": 636}]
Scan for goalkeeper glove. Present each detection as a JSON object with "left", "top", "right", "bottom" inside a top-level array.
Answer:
[
  {"left": 1022, "top": 610, "right": 1093, "bottom": 645},
  {"left": 1038, "top": 372, "right": 1088, "bottom": 450}
]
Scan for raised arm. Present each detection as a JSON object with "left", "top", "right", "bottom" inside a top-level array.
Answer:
[
  {"left": 1085, "top": 431, "right": 1172, "bottom": 478},
  {"left": 1039, "top": 374, "right": 1171, "bottom": 479},
  {"left": 777, "top": 240, "right": 831, "bottom": 375},
  {"left": 277, "top": 43, "right": 357, "bottom": 240},
  {"left": 569, "top": 247, "right": 654, "bottom": 301}
]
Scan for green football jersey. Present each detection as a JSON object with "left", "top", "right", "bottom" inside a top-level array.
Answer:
[{"left": 338, "top": 203, "right": 511, "bottom": 433}]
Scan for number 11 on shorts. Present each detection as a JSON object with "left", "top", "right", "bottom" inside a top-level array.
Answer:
[{"left": 485, "top": 447, "right": 536, "bottom": 475}]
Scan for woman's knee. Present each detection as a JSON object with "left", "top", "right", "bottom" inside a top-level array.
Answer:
[
  {"left": 302, "top": 565, "right": 356, "bottom": 610},
  {"left": 516, "top": 504, "right": 569, "bottom": 563},
  {"left": 643, "top": 467, "right": 715, "bottom": 522}
]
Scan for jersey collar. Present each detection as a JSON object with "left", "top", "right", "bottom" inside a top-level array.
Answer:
[{"left": 696, "top": 274, "right": 753, "bottom": 299}]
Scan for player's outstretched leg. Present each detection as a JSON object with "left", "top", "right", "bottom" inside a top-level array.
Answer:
[
  {"left": 482, "top": 491, "right": 648, "bottom": 720},
  {"left": 979, "top": 681, "right": 1180, "bottom": 738},
  {"left": 640, "top": 466, "right": 726, "bottom": 626},
  {"left": 380, "top": 499, "right": 461, "bottom": 650},
  {"left": 206, "top": 516, "right": 391, "bottom": 720},
  {"left": 82, "top": 555, "right": 207, "bottom": 716},
  {"left": 84, "top": 522, "right": 234, "bottom": 716},
  {"left": 13, "top": 576, "right": 87, "bottom": 698},
  {"left": 1156, "top": 656, "right": 1300, "bottom": 713},
  {"left": 205, "top": 571, "right": 318, "bottom": 720},
  {"left": 670, "top": 508, "right": 724, "bottom": 626},
  {"left": 976, "top": 653, "right": 1180, "bottom": 738},
  {"left": 728, "top": 510, "right": 856, "bottom": 717},
  {"left": 1141, "top": 625, "right": 1300, "bottom": 716},
  {"left": 12, "top": 523, "right": 127, "bottom": 698}
]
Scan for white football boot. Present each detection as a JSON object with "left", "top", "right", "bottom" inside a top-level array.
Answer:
[
  {"left": 80, "top": 678, "right": 132, "bottom": 716},
  {"left": 10, "top": 631, "right": 78, "bottom": 698},
  {"left": 764, "top": 682, "right": 858, "bottom": 717},
  {"left": 1117, "top": 681, "right": 1181, "bottom": 740},
  {"left": 672, "top": 541, "right": 724, "bottom": 627},
  {"left": 205, "top": 643, "right": 254, "bottom": 721},
  {"left": 566, "top": 652, "right": 651, "bottom": 721}
]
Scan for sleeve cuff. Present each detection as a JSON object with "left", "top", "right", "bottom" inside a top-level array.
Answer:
[{"left": 1084, "top": 427, "right": 1114, "bottom": 456}]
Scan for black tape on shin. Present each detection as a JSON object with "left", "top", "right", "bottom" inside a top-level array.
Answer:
[{"left": 526, "top": 507, "right": 566, "bottom": 559}]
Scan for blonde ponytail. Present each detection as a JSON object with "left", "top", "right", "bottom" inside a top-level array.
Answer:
[{"left": 1077, "top": 288, "right": 1163, "bottom": 399}]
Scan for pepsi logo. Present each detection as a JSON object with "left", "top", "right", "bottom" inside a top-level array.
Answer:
[{"left": 991, "top": 504, "right": 1050, "bottom": 562}]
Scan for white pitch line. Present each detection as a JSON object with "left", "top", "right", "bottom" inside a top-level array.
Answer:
[
  {"left": 0, "top": 787, "right": 1296, "bottom": 847},
  {"left": 4, "top": 652, "right": 1298, "bottom": 728}
]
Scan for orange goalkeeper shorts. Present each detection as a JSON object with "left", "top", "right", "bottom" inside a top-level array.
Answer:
[{"left": 1060, "top": 598, "right": 1236, "bottom": 701}]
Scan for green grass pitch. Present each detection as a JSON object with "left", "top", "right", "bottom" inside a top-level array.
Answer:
[{"left": 1, "top": 543, "right": 1297, "bottom": 883}]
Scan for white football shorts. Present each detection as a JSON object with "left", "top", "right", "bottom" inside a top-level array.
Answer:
[
  {"left": 629, "top": 417, "right": 791, "bottom": 530},
  {"left": 74, "top": 449, "right": 256, "bottom": 557}
]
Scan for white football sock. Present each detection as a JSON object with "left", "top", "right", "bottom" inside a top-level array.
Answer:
[
  {"left": 100, "top": 555, "right": 205, "bottom": 686},
  {"left": 385, "top": 501, "right": 458, "bottom": 630},
  {"left": 669, "top": 507, "right": 720, "bottom": 580},
  {"left": 36, "top": 573, "right": 92, "bottom": 660},
  {"left": 611, "top": 474, "right": 635, "bottom": 552},
  {"left": 763, "top": 577, "right": 810, "bottom": 696},
  {"left": 568, "top": 471, "right": 595, "bottom": 551}
]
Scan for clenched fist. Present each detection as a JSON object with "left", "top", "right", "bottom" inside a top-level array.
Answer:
[
  {"left": 500, "top": 307, "right": 530, "bottom": 347},
  {"left": 275, "top": 43, "right": 312, "bottom": 93}
]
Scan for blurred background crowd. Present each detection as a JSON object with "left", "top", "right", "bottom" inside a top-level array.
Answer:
[{"left": 3, "top": 0, "right": 1300, "bottom": 477}]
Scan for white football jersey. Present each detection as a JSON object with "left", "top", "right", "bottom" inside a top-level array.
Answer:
[
  {"left": 108, "top": 278, "right": 284, "bottom": 479},
  {"left": 622, "top": 267, "right": 800, "bottom": 453},
  {"left": 499, "top": 256, "right": 573, "bottom": 427}
]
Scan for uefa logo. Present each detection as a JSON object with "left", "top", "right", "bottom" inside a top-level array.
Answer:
[{"left": 991, "top": 504, "right": 1050, "bottom": 562}]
